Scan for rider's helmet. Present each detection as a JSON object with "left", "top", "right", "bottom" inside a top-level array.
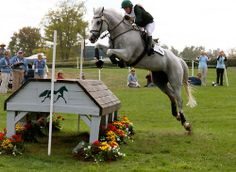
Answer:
[{"left": 121, "top": 0, "right": 133, "bottom": 8}]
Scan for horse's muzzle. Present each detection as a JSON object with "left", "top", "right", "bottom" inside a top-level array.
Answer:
[{"left": 89, "top": 33, "right": 98, "bottom": 43}]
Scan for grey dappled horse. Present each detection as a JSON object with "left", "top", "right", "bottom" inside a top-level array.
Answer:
[{"left": 89, "top": 7, "right": 197, "bottom": 131}]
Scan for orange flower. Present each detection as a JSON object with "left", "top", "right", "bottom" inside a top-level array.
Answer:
[{"left": 108, "top": 141, "right": 119, "bottom": 148}]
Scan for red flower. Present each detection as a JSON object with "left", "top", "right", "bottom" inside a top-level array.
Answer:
[
  {"left": 107, "top": 124, "right": 117, "bottom": 132},
  {"left": 93, "top": 140, "right": 100, "bottom": 147},
  {"left": 11, "top": 134, "right": 22, "bottom": 142},
  {"left": 24, "top": 123, "right": 32, "bottom": 130},
  {"left": 0, "top": 132, "right": 5, "bottom": 141}
]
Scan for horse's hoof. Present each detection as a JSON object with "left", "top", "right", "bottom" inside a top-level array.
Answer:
[
  {"left": 95, "top": 60, "right": 104, "bottom": 68},
  {"left": 183, "top": 122, "right": 191, "bottom": 132}
]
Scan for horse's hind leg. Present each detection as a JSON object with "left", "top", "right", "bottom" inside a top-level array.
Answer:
[
  {"left": 152, "top": 72, "right": 180, "bottom": 120},
  {"left": 172, "top": 85, "right": 191, "bottom": 132},
  {"left": 153, "top": 71, "right": 191, "bottom": 132}
]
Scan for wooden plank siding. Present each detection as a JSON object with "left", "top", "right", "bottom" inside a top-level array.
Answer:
[{"left": 5, "top": 79, "right": 121, "bottom": 116}]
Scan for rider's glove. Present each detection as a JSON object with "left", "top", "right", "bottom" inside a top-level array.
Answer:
[
  {"left": 124, "top": 15, "right": 130, "bottom": 20},
  {"left": 132, "top": 23, "right": 137, "bottom": 28}
]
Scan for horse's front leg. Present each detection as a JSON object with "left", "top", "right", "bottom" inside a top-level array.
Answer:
[
  {"left": 93, "top": 43, "right": 110, "bottom": 68},
  {"left": 95, "top": 43, "right": 109, "bottom": 57},
  {"left": 107, "top": 48, "right": 131, "bottom": 63}
]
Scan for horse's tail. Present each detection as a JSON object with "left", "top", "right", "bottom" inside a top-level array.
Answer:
[{"left": 180, "top": 58, "right": 197, "bottom": 108}]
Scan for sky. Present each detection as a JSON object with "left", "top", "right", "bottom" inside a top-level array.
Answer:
[{"left": 1, "top": 0, "right": 236, "bottom": 52}]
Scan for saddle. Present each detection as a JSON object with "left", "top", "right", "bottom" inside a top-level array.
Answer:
[{"left": 141, "top": 31, "right": 164, "bottom": 56}]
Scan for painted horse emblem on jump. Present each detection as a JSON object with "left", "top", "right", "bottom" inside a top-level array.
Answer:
[{"left": 39, "top": 86, "right": 68, "bottom": 103}]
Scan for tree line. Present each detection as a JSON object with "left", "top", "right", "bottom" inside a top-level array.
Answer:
[{"left": 7, "top": 0, "right": 236, "bottom": 65}]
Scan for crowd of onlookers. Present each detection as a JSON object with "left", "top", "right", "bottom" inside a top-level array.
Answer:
[
  {"left": 0, "top": 43, "right": 49, "bottom": 94},
  {"left": 127, "top": 50, "right": 228, "bottom": 88}
]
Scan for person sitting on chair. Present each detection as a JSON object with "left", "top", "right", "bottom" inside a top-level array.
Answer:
[
  {"left": 121, "top": 0, "right": 155, "bottom": 56},
  {"left": 188, "top": 73, "right": 202, "bottom": 86}
]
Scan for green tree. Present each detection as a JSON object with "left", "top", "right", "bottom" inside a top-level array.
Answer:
[
  {"left": 8, "top": 27, "right": 42, "bottom": 56},
  {"left": 42, "top": 0, "right": 88, "bottom": 61},
  {"left": 180, "top": 46, "right": 205, "bottom": 60},
  {"left": 170, "top": 46, "right": 179, "bottom": 57}
]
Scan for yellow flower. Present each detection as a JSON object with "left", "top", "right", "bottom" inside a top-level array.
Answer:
[
  {"left": 15, "top": 123, "right": 25, "bottom": 133},
  {"left": 106, "top": 131, "right": 116, "bottom": 141},
  {"left": 99, "top": 141, "right": 111, "bottom": 151},
  {"left": 1, "top": 139, "right": 13, "bottom": 150}
]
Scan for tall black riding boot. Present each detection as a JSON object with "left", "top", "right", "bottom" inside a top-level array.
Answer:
[{"left": 147, "top": 36, "right": 154, "bottom": 56}]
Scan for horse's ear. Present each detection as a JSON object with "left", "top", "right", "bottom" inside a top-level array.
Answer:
[{"left": 101, "top": 7, "right": 104, "bottom": 13}]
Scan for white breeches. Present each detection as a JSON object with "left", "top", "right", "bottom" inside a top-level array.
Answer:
[{"left": 145, "top": 22, "right": 155, "bottom": 36}]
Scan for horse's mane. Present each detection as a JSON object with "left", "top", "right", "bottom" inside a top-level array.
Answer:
[{"left": 94, "top": 7, "right": 123, "bottom": 20}]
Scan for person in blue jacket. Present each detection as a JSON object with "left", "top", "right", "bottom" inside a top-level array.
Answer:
[
  {"left": 188, "top": 73, "right": 202, "bottom": 86},
  {"left": 10, "top": 50, "right": 28, "bottom": 91},
  {"left": 33, "top": 53, "right": 46, "bottom": 79},
  {"left": 0, "top": 50, "right": 12, "bottom": 93},
  {"left": 216, "top": 51, "right": 227, "bottom": 86},
  {"left": 196, "top": 51, "right": 210, "bottom": 86}
]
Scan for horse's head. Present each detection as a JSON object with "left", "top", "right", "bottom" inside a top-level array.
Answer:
[{"left": 89, "top": 7, "right": 108, "bottom": 43}]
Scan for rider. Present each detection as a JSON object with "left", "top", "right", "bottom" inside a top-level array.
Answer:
[{"left": 121, "top": 0, "right": 155, "bottom": 56}]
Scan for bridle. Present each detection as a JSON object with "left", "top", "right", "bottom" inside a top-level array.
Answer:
[{"left": 90, "top": 7, "right": 133, "bottom": 42}]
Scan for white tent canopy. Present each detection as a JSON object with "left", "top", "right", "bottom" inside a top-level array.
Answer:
[{"left": 25, "top": 53, "right": 47, "bottom": 60}]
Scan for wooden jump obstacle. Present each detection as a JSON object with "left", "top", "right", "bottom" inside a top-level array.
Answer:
[{"left": 4, "top": 79, "right": 121, "bottom": 143}]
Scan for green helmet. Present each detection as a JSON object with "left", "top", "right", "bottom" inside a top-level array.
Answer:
[{"left": 121, "top": 0, "right": 133, "bottom": 8}]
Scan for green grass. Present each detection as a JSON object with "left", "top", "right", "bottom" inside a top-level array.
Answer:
[{"left": 0, "top": 67, "right": 236, "bottom": 172}]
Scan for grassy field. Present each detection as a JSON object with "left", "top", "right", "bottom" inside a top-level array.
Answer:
[{"left": 0, "top": 67, "right": 236, "bottom": 172}]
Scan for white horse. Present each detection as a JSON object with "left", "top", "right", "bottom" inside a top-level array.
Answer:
[{"left": 89, "top": 7, "right": 197, "bottom": 131}]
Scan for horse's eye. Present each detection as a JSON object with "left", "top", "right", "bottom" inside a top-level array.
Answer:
[{"left": 96, "top": 21, "right": 101, "bottom": 25}]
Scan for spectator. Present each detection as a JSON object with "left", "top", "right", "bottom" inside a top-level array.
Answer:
[
  {"left": 10, "top": 50, "right": 28, "bottom": 91},
  {"left": 144, "top": 70, "right": 155, "bottom": 87},
  {"left": 80, "top": 72, "right": 85, "bottom": 80},
  {"left": 0, "top": 43, "right": 6, "bottom": 59},
  {"left": 0, "top": 50, "right": 12, "bottom": 93},
  {"left": 127, "top": 68, "right": 140, "bottom": 88},
  {"left": 57, "top": 70, "right": 64, "bottom": 80},
  {"left": 188, "top": 73, "right": 202, "bottom": 86},
  {"left": 33, "top": 53, "right": 46, "bottom": 79},
  {"left": 216, "top": 51, "right": 227, "bottom": 86},
  {"left": 24, "top": 63, "right": 34, "bottom": 81},
  {"left": 43, "top": 64, "right": 49, "bottom": 79},
  {"left": 196, "top": 51, "right": 210, "bottom": 86},
  {"left": 42, "top": 55, "right": 49, "bottom": 79}
]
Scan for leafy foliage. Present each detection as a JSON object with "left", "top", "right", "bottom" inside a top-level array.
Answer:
[
  {"left": 8, "top": 27, "right": 42, "bottom": 56},
  {"left": 42, "top": 0, "right": 88, "bottom": 61}
]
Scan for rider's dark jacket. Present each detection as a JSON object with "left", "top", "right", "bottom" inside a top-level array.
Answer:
[{"left": 134, "top": 5, "right": 153, "bottom": 27}]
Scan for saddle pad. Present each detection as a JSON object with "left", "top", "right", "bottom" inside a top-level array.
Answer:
[{"left": 153, "top": 44, "right": 165, "bottom": 56}]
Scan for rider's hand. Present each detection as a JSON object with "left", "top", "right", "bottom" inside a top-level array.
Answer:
[
  {"left": 124, "top": 15, "right": 130, "bottom": 20},
  {"left": 132, "top": 23, "right": 137, "bottom": 28}
]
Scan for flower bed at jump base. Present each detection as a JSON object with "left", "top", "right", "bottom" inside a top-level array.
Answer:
[
  {"left": 0, "top": 114, "right": 134, "bottom": 162},
  {"left": 73, "top": 116, "right": 134, "bottom": 162}
]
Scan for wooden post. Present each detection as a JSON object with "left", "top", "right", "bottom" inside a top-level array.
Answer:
[
  {"left": 6, "top": 111, "right": 16, "bottom": 138},
  {"left": 89, "top": 116, "right": 101, "bottom": 143}
]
